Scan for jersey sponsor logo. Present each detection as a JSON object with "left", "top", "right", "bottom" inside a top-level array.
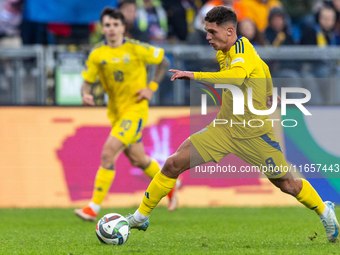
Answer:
[
  {"left": 123, "top": 54, "right": 130, "bottom": 64},
  {"left": 101, "top": 60, "right": 107, "bottom": 65},
  {"left": 231, "top": 58, "right": 244, "bottom": 65},
  {"left": 153, "top": 48, "right": 161, "bottom": 58},
  {"left": 111, "top": 58, "right": 121, "bottom": 63},
  {"left": 145, "top": 192, "right": 149, "bottom": 199}
]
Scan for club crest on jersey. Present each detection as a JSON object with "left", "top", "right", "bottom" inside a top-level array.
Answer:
[
  {"left": 222, "top": 59, "right": 229, "bottom": 69},
  {"left": 101, "top": 60, "right": 107, "bottom": 65},
  {"left": 123, "top": 54, "right": 130, "bottom": 64}
]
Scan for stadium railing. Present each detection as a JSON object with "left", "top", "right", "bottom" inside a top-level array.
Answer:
[{"left": 0, "top": 45, "right": 340, "bottom": 106}]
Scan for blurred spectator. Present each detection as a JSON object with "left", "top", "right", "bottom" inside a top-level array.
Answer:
[
  {"left": 280, "top": 0, "right": 314, "bottom": 40},
  {"left": 300, "top": 6, "right": 338, "bottom": 46},
  {"left": 281, "top": 0, "right": 313, "bottom": 23},
  {"left": 0, "top": 0, "right": 23, "bottom": 47},
  {"left": 263, "top": 7, "right": 301, "bottom": 100},
  {"left": 328, "top": 0, "right": 340, "bottom": 31},
  {"left": 119, "top": 0, "right": 148, "bottom": 42},
  {"left": 300, "top": 6, "right": 338, "bottom": 104},
  {"left": 47, "top": 23, "right": 90, "bottom": 45},
  {"left": 265, "top": 8, "right": 294, "bottom": 46},
  {"left": 243, "top": 0, "right": 281, "bottom": 32},
  {"left": 237, "top": 18, "right": 264, "bottom": 45},
  {"left": 190, "top": 0, "right": 248, "bottom": 44},
  {"left": 21, "top": 21, "right": 48, "bottom": 45},
  {"left": 182, "top": 0, "right": 198, "bottom": 40},
  {"left": 161, "top": 0, "right": 187, "bottom": 42},
  {"left": 136, "top": 0, "right": 168, "bottom": 44},
  {"left": 313, "top": 0, "right": 340, "bottom": 39},
  {"left": 194, "top": 0, "right": 247, "bottom": 32}
]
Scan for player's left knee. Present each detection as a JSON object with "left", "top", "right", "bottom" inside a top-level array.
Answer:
[{"left": 130, "top": 157, "right": 149, "bottom": 169}]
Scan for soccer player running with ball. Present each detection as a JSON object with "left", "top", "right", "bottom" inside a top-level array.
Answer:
[
  {"left": 127, "top": 6, "right": 340, "bottom": 243},
  {"left": 75, "top": 7, "right": 180, "bottom": 221}
]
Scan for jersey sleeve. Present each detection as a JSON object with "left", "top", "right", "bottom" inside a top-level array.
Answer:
[
  {"left": 82, "top": 50, "right": 99, "bottom": 83},
  {"left": 194, "top": 67, "right": 246, "bottom": 85},
  {"left": 229, "top": 42, "right": 254, "bottom": 78},
  {"left": 261, "top": 60, "right": 273, "bottom": 96},
  {"left": 136, "top": 43, "right": 164, "bottom": 65}
]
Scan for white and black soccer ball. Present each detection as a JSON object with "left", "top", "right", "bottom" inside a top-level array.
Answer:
[{"left": 95, "top": 213, "right": 131, "bottom": 245}]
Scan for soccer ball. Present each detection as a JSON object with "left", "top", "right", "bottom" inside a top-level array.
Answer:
[{"left": 95, "top": 213, "right": 131, "bottom": 245}]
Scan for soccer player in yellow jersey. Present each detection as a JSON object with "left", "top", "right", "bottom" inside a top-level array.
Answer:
[
  {"left": 127, "top": 6, "right": 340, "bottom": 242},
  {"left": 75, "top": 7, "right": 180, "bottom": 221}
]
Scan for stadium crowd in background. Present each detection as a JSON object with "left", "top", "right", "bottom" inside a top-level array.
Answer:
[
  {"left": 5, "top": 0, "right": 338, "bottom": 46},
  {"left": 2, "top": 0, "right": 337, "bottom": 106}
]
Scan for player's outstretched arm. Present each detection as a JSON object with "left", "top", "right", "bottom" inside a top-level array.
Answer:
[
  {"left": 169, "top": 69, "right": 194, "bottom": 81},
  {"left": 170, "top": 67, "right": 246, "bottom": 85},
  {"left": 81, "top": 81, "right": 95, "bottom": 106}
]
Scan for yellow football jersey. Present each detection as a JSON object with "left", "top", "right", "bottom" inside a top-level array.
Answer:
[
  {"left": 82, "top": 38, "right": 164, "bottom": 123},
  {"left": 216, "top": 36, "right": 273, "bottom": 139}
]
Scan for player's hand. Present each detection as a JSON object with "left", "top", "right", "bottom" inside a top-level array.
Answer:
[
  {"left": 82, "top": 94, "right": 95, "bottom": 106},
  {"left": 267, "top": 95, "right": 281, "bottom": 106},
  {"left": 169, "top": 69, "right": 194, "bottom": 81},
  {"left": 136, "top": 88, "right": 154, "bottom": 101}
]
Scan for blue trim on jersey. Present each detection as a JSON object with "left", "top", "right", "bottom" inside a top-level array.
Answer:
[
  {"left": 260, "top": 134, "right": 282, "bottom": 152},
  {"left": 234, "top": 36, "right": 244, "bottom": 54},
  {"left": 136, "top": 118, "right": 142, "bottom": 136}
]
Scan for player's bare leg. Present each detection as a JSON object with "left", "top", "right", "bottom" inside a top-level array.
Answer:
[
  {"left": 75, "top": 135, "right": 126, "bottom": 221},
  {"left": 269, "top": 172, "right": 339, "bottom": 242},
  {"left": 127, "top": 139, "right": 206, "bottom": 230},
  {"left": 124, "top": 142, "right": 182, "bottom": 211}
]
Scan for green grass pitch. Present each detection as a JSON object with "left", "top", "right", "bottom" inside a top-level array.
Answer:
[{"left": 0, "top": 207, "right": 339, "bottom": 254}]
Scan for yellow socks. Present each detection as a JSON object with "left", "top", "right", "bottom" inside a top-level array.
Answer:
[
  {"left": 143, "top": 159, "right": 161, "bottom": 179},
  {"left": 91, "top": 166, "right": 116, "bottom": 205},
  {"left": 295, "top": 179, "right": 326, "bottom": 215},
  {"left": 138, "top": 172, "right": 177, "bottom": 215}
]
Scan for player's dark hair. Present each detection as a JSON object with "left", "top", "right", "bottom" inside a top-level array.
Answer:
[
  {"left": 205, "top": 6, "right": 237, "bottom": 27},
  {"left": 118, "top": 0, "right": 136, "bottom": 9},
  {"left": 100, "top": 7, "right": 125, "bottom": 24}
]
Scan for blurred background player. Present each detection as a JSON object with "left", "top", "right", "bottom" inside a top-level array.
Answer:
[
  {"left": 126, "top": 6, "right": 340, "bottom": 243},
  {"left": 75, "top": 7, "right": 180, "bottom": 221},
  {"left": 119, "top": 0, "right": 149, "bottom": 42}
]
